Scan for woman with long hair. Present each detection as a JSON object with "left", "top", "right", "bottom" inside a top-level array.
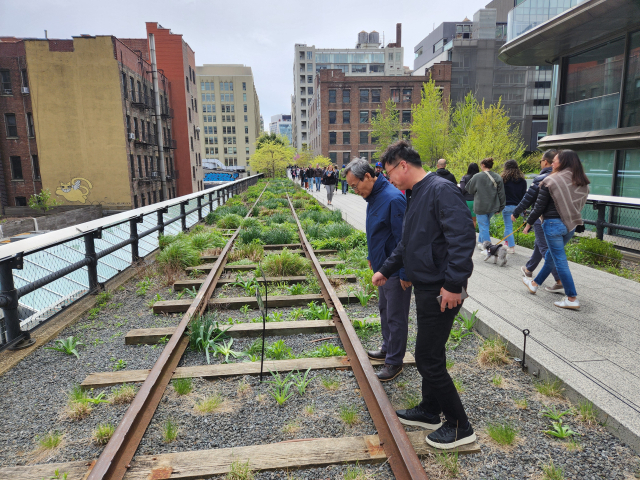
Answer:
[
  {"left": 322, "top": 164, "right": 339, "bottom": 205},
  {"left": 500, "top": 160, "right": 527, "bottom": 253},
  {"left": 521, "top": 150, "right": 590, "bottom": 309},
  {"left": 459, "top": 162, "right": 479, "bottom": 228}
]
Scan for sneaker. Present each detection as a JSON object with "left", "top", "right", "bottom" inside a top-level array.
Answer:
[
  {"left": 521, "top": 266, "right": 532, "bottom": 278},
  {"left": 554, "top": 296, "right": 580, "bottom": 310},
  {"left": 426, "top": 421, "right": 476, "bottom": 450},
  {"left": 544, "top": 283, "right": 565, "bottom": 294},
  {"left": 396, "top": 405, "right": 442, "bottom": 429},
  {"left": 507, "top": 247, "right": 515, "bottom": 254},
  {"left": 522, "top": 276, "right": 538, "bottom": 294}
]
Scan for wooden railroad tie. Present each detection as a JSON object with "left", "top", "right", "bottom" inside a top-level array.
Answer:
[
  {"left": 201, "top": 249, "right": 337, "bottom": 261},
  {"left": 152, "top": 292, "right": 356, "bottom": 314},
  {"left": 0, "top": 431, "right": 479, "bottom": 480},
  {"left": 186, "top": 260, "right": 345, "bottom": 273},
  {"left": 173, "top": 274, "right": 357, "bottom": 291},
  {"left": 81, "top": 353, "right": 416, "bottom": 389}
]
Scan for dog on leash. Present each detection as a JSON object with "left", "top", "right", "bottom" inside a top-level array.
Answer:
[{"left": 481, "top": 241, "right": 508, "bottom": 267}]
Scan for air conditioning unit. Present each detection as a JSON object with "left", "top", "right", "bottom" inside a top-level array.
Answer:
[
  {"left": 3, "top": 89, "right": 11, "bottom": 95},
  {"left": 150, "top": 171, "right": 160, "bottom": 178},
  {"left": 128, "top": 133, "right": 135, "bottom": 140},
  {"left": 21, "top": 87, "right": 30, "bottom": 94}
]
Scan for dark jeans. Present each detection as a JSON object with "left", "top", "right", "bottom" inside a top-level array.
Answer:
[
  {"left": 378, "top": 275, "right": 411, "bottom": 366},
  {"left": 526, "top": 219, "right": 560, "bottom": 282},
  {"left": 414, "top": 283, "right": 469, "bottom": 426}
]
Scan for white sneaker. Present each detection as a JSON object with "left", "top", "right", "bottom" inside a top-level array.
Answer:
[
  {"left": 554, "top": 296, "right": 580, "bottom": 310},
  {"left": 507, "top": 247, "right": 515, "bottom": 254},
  {"left": 522, "top": 276, "right": 538, "bottom": 294}
]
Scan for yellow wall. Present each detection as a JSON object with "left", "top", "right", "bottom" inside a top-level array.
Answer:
[{"left": 24, "top": 37, "right": 131, "bottom": 208}]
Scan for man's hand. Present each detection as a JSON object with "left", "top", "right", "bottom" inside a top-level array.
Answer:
[
  {"left": 439, "top": 287, "right": 462, "bottom": 312},
  {"left": 372, "top": 272, "right": 388, "bottom": 287},
  {"left": 523, "top": 223, "right": 531, "bottom": 234},
  {"left": 400, "top": 280, "right": 412, "bottom": 291},
  {"left": 368, "top": 260, "right": 372, "bottom": 270},
  {"left": 511, "top": 214, "right": 517, "bottom": 222}
]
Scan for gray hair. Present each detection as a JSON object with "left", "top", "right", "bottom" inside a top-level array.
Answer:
[{"left": 344, "top": 157, "right": 375, "bottom": 180}]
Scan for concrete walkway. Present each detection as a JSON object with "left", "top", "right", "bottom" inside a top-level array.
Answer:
[{"left": 303, "top": 178, "right": 640, "bottom": 452}]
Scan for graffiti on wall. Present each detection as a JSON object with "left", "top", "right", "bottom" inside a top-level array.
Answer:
[{"left": 56, "top": 178, "right": 93, "bottom": 203}]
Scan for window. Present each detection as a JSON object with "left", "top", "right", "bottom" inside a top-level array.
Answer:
[
  {"left": 371, "top": 89, "right": 381, "bottom": 103},
  {"left": 32, "top": 154, "right": 41, "bottom": 180},
  {"left": 307, "top": 51, "right": 313, "bottom": 60},
  {"left": 343, "top": 90, "right": 350, "bottom": 103},
  {"left": 359, "top": 131, "right": 369, "bottom": 144},
  {"left": 243, "top": 82, "right": 246, "bottom": 91},
  {"left": 343, "top": 132, "right": 350, "bottom": 145},
  {"left": 122, "top": 72, "right": 127, "bottom": 97},
  {"left": 343, "top": 111, "right": 350, "bottom": 124},
  {"left": 329, "top": 111, "right": 336, "bottom": 124},
  {"left": 402, "top": 110, "right": 411, "bottom": 123},
  {"left": 389, "top": 52, "right": 394, "bottom": 61},
  {"left": 185, "top": 76, "right": 190, "bottom": 92},
  {"left": 390, "top": 89, "right": 400, "bottom": 102},
  {"left": 308, "top": 86, "right": 313, "bottom": 95},
  {"left": 244, "top": 126, "right": 248, "bottom": 134},
  {"left": 351, "top": 65, "right": 366, "bottom": 73},
  {"left": 329, "top": 89, "right": 336, "bottom": 103},
  {"left": 191, "top": 137, "right": 193, "bottom": 151},
  {"left": 21, "top": 69, "right": 29, "bottom": 89},
  {"left": 130, "top": 77, "right": 135, "bottom": 100},
  {"left": 137, "top": 155, "right": 143, "bottom": 177},
  {"left": 329, "top": 132, "right": 337, "bottom": 144},
  {"left": 245, "top": 136, "right": 249, "bottom": 144},
  {"left": 307, "top": 63, "right": 313, "bottom": 72},
  {"left": 246, "top": 147, "right": 250, "bottom": 154},
  {"left": 360, "top": 89, "right": 369, "bottom": 103},
  {"left": 402, "top": 130, "right": 410, "bottom": 140},
  {"left": 533, "top": 99, "right": 550, "bottom": 106},
  {"left": 359, "top": 111, "right": 369, "bottom": 124},
  {"left": 342, "top": 152, "right": 350, "bottom": 164},
  {"left": 535, "top": 81, "right": 552, "bottom": 89},
  {"left": 623, "top": 31, "right": 640, "bottom": 127},
  {"left": 27, "top": 113, "right": 35, "bottom": 137},
  {"left": 360, "top": 151, "right": 369, "bottom": 161},
  {"left": 402, "top": 89, "right": 412, "bottom": 102},
  {"left": 10, "top": 156, "right": 23, "bottom": 180},
  {"left": 243, "top": 93, "right": 247, "bottom": 102},
  {"left": 329, "top": 152, "right": 337, "bottom": 163},
  {"left": 126, "top": 115, "right": 131, "bottom": 135},
  {"left": 134, "top": 195, "right": 138, "bottom": 208},
  {"left": 1, "top": 70, "right": 12, "bottom": 94},
  {"left": 244, "top": 104, "right": 247, "bottom": 113},
  {"left": 15, "top": 197, "right": 27, "bottom": 206},
  {"left": 5, "top": 113, "right": 18, "bottom": 137},
  {"left": 369, "top": 65, "right": 384, "bottom": 73},
  {"left": 188, "top": 108, "right": 191, "bottom": 123},
  {"left": 244, "top": 115, "right": 248, "bottom": 122}
]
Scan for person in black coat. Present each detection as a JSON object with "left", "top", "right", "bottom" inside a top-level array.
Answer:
[
  {"left": 435, "top": 159, "right": 457, "bottom": 185},
  {"left": 459, "top": 163, "right": 479, "bottom": 229},
  {"left": 500, "top": 160, "right": 527, "bottom": 253}
]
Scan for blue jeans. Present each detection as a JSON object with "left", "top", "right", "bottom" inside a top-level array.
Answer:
[
  {"left": 476, "top": 213, "right": 494, "bottom": 243},
  {"left": 315, "top": 177, "right": 321, "bottom": 190},
  {"left": 534, "top": 219, "right": 577, "bottom": 297},
  {"left": 341, "top": 180, "right": 348, "bottom": 194},
  {"left": 526, "top": 220, "right": 560, "bottom": 282},
  {"left": 502, "top": 205, "right": 517, "bottom": 247}
]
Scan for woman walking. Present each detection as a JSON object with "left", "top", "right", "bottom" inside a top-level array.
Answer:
[
  {"left": 501, "top": 160, "right": 527, "bottom": 254},
  {"left": 464, "top": 158, "right": 505, "bottom": 250},
  {"left": 521, "top": 150, "right": 590, "bottom": 309},
  {"left": 459, "top": 163, "right": 479, "bottom": 229},
  {"left": 305, "top": 165, "right": 314, "bottom": 191},
  {"left": 322, "top": 164, "right": 339, "bottom": 205}
]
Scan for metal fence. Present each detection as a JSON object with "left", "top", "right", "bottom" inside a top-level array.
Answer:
[
  {"left": 581, "top": 195, "right": 640, "bottom": 252},
  {"left": 0, "top": 174, "right": 262, "bottom": 350}
]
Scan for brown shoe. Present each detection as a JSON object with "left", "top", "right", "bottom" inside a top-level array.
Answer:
[
  {"left": 377, "top": 364, "right": 403, "bottom": 382},
  {"left": 367, "top": 349, "right": 387, "bottom": 360}
]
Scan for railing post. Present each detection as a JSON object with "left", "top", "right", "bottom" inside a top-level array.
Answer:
[
  {"left": 197, "top": 196, "right": 203, "bottom": 222},
  {"left": 208, "top": 192, "right": 214, "bottom": 211},
  {"left": 180, "top": 201, "right": 187, "bottom": 232},
  {"left": 130, "top": 216, "right": 143, "bottom": 263},
  {"left": 217, "top": 190, "right": 221, "bottom": 208},
  {"left": 595, "top": 202, "right": 606, "bottom": 241},
  {"left": 0, "top": 255, "right": 33, "bottom": 347},
  {"left": 157, "top": 207, "right": 168, "bottom": 237},
  {"left": 84, "top": 229, "right": 101, "bottom": 293}
]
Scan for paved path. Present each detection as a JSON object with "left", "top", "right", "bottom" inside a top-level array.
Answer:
[{"left": 302, "top": 178, "right": 640, "bottom": 452}]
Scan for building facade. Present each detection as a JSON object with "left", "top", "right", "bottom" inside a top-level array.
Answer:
[
  {"left": 413, "top": 0, "right": 550, "bottom": 151},
  {"left": 195, "top": 64, "right": 261, "bottom": 172},
  {"left": 309, "top": 65, "right": 452, "bottom": 166},
  {"left": 0, "top": 35, "right": 178, "bottom": 209},
  {"left": 269, "top": 114, "right": 292, "bottom": 144},
  {"left": 292, "top": 25, "right": 405, "bottom": 151}
]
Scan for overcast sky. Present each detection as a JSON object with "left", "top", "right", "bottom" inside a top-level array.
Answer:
[{"left": 2, "top": 0, "right": 486, "bottom": 130}]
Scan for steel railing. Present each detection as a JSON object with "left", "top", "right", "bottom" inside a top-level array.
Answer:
[{"left": 582, "top": 195, "right": 640, "bottom": 252}]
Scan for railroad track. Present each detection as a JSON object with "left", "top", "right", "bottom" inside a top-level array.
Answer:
[{"left": 5, "top": 179, "right": 479, "bottom": 480}]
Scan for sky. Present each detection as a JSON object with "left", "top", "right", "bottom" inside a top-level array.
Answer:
[{"left": 1, "top": 0, "right": 487, "bottom": 131}]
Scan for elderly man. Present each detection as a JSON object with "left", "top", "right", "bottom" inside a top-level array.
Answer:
[
  {"left": 344, "top": 158, "right": 411, "bottom": 382},
  {"left": 435, "top": 159, "right": 457, "bottom": 184}
]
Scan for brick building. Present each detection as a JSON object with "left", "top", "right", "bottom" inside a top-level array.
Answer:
[{"left": 309, "top": 63, "right": 451, "bottom": 166}]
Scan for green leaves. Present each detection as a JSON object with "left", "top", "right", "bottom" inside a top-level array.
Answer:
[
  {"left": 45, "top": 336, "right": 83, "bottom": 359},
  {"left": 302, "top": 301, "right": 333, "bottom": 320},
  {"left": 370, "top": 98, "right": 401, "bottom": 161},
  {"left": 544, "top": 419, "right": 577, "bottom": 439},
  {"left": 411, "top": 79, "right": 450, "bottom": 169}
]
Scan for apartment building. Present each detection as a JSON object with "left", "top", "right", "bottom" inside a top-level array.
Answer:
[
  {"left": 196, "top": 64, "right": 261, "bottom": 171},
  {"left": 292, "top": 25, "right": 406, "bottom": 151},
  {"left": 269, "top": 114, "right": 292, "bottom": 144},
  {"left": 308, "top": 64, "right": 452, "bottom": 166},
  {"left": 0, "top": 35, "right": 177, "bottom": 209}
]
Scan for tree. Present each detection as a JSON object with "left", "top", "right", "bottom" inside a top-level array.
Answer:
[
  {"left": 312, "top": 155, "right": 333, "bottom": 168},
  {"left": 370, "top": 99, "right": 401, "bottom": 160},
  {"left": 411, "top": 80, "right": 450, "bottom": 170},
  {"left": 28, "top": 189, "right": 61, "bottom": 214},
  {"left": 249, "top": 140, "right": 295, "bottom": 178},
  {"left": 449, "top": 92, "right": 479, "bottom": 154},
  {"left": 256, "top": 132, "right": 288, "bottom": 150}
]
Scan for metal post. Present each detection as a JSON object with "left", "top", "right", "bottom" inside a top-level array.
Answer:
[
  {"left": 84, "top": 230, "right": 101, "bottom": 293},
  {"left": 180, "top": 202, "right": 187, "bottom": 232},
  {"left": 0, "top": 255, "right": 32, "bottom": 346},
  {"left": 217, "top": 190, "right": 221, "bottom": 207},
  {"left": 129, "top": 217, "right": 142, "bottom": 263},
  {"left": 595, "top": 203, "right": 606, "bottom": 240},
  {"left": 148, "top": 33, "right": 168, "bottom": 201},
  {"left": 208, "top": 192, "right": 214, "bottom": 211},
  {"left": 197, "top": 196, "right": 203, "bottom": 222},
  {"left": 157, "top": 208, "right": 166, "bottom": 237}
]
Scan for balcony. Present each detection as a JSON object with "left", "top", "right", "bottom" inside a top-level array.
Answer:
[
  {"left": 161, "top": 106, "right": 174, "bottom": 119},
  {"left": 163, "top": 139, "right": 177, "bottom": 151},
  {"left": 149, "top": 171, "right": 162, "bottom": 182},
  {"left": 556, "top": 93, "right": 619, "bottom": 135},
  {"left": 134, "top": 133, "right": 157, "bottom": 148},
  {"left": 131, "top": 92, "right": 154, "bottom": 109}
]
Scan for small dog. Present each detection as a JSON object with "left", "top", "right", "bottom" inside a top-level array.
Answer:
[{"left": 482, "top": 241, "right": 508, "bottom": 267}]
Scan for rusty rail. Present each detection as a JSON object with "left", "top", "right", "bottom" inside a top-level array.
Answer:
[
  {"left": 287, "top": 195, "right": 429, "bottom": 480},
  {"left": 86, "top": 183, "right": 268, "bottom": 480}
]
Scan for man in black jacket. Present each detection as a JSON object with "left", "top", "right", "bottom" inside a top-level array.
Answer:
[
  {"left": 512, "top": 149, "right": 562, "bottom": 292},
  {"left": 435, "top": 159, "right": 457, "bottom": 184},
  {"left": 372, "top": 140, "right": 476, "bottom": 450}
]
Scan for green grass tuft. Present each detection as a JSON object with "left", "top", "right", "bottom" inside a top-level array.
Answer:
[
  {"left": 172, "top": 378, "right": 193, "bottom": 396},
  {"left": 486, "top": 421, "right": 518, "bottom": 445}
]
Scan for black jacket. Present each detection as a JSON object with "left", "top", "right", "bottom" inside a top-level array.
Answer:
[
  {"left": 436, "top": 168, "right": 457, "bottom": 185},
  {"left": 513, "top": 166, "right": 552, "bottom": 218},
  {"left": 504, "top": 178, "right": 528, "bottom": 206},
  {"left": 459, "top": 174, "right": 475, "bottom": 201},
  {"left": 322, "top": 171, "right": 338, "bottom": 185},
  {"left": 379, "top": 173, "right": 475, "bottom": 293},
  {"left": 526, "top": 184, "right": 560, "bottom": 225}
]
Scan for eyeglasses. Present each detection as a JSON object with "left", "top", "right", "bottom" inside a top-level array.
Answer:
[
  {"left": 385, "top": 160, "right": 403, "bottom": 176},
  {"left": 348, "top": 178, "right": 362, "bottom": 191}
]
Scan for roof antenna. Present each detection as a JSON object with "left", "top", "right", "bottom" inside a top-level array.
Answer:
[{"left": 44, "top": 30, "right": 48, "bottom": 39}]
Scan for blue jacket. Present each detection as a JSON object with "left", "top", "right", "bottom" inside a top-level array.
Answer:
[{"left": 365, "top": 174, "right": 407, "bottom": 280}]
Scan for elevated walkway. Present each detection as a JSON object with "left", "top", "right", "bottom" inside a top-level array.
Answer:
[{"left": 305, "top": 180, "right": 640, "bottom": 452}]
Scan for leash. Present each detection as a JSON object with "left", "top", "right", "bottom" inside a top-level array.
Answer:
[{"left": 495, "top": 221, "right": 526, "bottom": 246}]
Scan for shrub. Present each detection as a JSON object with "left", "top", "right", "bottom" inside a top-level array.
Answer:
[
  {"left": 216, "top": 205, "right": 249, "bottom": 218},
  {"left": 217, "top": 214, "right": 243, "bottom": 230},
  {"left": 238, "top": 226, "right": 263, "bottom": 245},
  {"left": 323, "top": 222, "right": 353, "bottom": 239},
  {"left": 204, "top": 211, "right": 218, "bottom": 225},
  {"left": 156, "top": 242, "right": 200, "bottom": 269},
  {"left": 189, "top": 231, "right": 226, "bottom": 251},
  {"left": 229, "top": 242, "right": 264, "bottom": 263},
  {"left": 270, "top": 212, "right": 294, "bottom": 224},
  {"left": 262, "top": 249, "right": 310, "bottom": 276},
  {"left": 261, "top": 226, "right": 294, "bottom": 245},
  {"left": 158, "top": 232, "right": 186, "bottom": 250},
  {"left": 241, "top": 217, "right": 261, "bottom": 229},
  {"left": 571, "top": 237, "right": 622, "bottom": 268}
]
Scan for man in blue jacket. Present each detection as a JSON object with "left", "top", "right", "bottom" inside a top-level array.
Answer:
[
  {"left": 344, "top": 157, "right": 411, "bottom": 382},
  {"left": 372, "top": 140, "right": 476, "bottom": 450}
]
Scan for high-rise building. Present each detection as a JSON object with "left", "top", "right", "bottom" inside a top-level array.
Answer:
[
  {"left": 196, "top": 64, "right": 261, "bottom": 171},
  {"left": 0, "top": 35, "right": 178, "bottom": 209},
  {"left": 309, "top": 64, "right": 452, "bottom": 166},
  {"left": 292, "top": 24, "right": 405, "bottom": 151},
  {"left": 269, "top": 114, "right": 292, "bottom": 144},
  {"left": 412, "top": 0, "right": 550, "bottom": 151}
]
